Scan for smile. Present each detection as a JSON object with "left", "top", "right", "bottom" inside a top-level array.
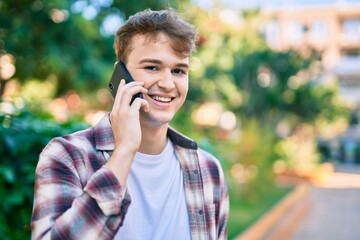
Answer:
[{"left": 150, "top": 95, "right": 173, "bottom": 103}]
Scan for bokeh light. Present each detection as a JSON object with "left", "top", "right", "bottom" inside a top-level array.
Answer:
[{"left": 0, "top": 54, "right": 16, "bottom": 80}]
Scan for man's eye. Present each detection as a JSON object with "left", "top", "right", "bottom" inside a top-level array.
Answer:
[
  {"left": 173, "top": 69, "right": 185, "bottom": 75},
  {"left": 145, "top": 66, "right": 157, "bottom": 71}
]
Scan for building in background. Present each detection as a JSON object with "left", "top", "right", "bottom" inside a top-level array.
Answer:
[{"left": 262, "top": 0, "right": 360, "bottom": 107}]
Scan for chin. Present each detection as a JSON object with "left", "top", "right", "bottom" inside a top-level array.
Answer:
[{"left": 140, "top": 110, "right": 173, "bottom": 127}]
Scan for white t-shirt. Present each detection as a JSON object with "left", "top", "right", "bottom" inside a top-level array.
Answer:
[{"left": 115, "top": 140, "right": 192, "bottom": 240}]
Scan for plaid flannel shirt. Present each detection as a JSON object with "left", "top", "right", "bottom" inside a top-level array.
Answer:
[{"left": 31, "top": 114, "right": 229, "bottom": 240}]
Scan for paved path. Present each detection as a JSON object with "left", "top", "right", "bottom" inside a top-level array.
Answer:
[{"left": 292, "top": 163, "right": 360, "bottom": 240}]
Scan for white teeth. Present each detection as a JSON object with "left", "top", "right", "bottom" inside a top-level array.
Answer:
[{"left": 152, "top": 96, "right": 172, "bottom": 102}]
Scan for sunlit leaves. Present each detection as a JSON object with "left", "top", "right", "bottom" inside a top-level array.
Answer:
[{"left": 0, "top": 104, "right": 89, "bottom": 239}]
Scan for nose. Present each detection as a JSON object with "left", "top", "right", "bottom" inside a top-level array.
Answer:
[{"left": 158, "top": 70, "right": 175, "bottom": 90}]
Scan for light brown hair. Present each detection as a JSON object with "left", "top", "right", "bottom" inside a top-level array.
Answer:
[{"left": 114, "top": 8, "right": 197, "bottom": 62}]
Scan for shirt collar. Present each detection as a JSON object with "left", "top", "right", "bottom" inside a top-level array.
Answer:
[{"left": 94, "top": 113, "right": 198, "bottom": 151}]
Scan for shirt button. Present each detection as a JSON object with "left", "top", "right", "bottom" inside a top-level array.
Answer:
[
  {"left": 198, "top": 209, "right": 204, "bottom": 215},
  {"left": 193, "top": 170, "right": 198, "bottom": 175}
]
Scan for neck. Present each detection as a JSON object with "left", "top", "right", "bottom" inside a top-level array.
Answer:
[{"left": 139, "top": 124, "right": 169, "bottom": 155}]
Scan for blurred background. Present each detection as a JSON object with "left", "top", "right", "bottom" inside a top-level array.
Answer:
[{"left": 1, "top": 0, "right": 360, "bottom": 239}]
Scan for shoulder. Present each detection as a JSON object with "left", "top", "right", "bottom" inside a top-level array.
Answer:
[
  {"left": 34, "top": 126, "right": 99, "bottom": 186},
  {"left": 42, "top": 127, "right": 96, "bottom": 157},
  {"left": 196, "top": 147, "right": 228, "bottom": 206},
  {"left": 196, "top": 147, "right": 226, "bottom": 181},
  {"left": 37, "top": 127, "right": 97, "bottom": 174},
  {"left": 197, "top": 148, "right": 222, "bottom": 169}
]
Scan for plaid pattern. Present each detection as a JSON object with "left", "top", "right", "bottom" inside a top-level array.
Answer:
[{"left": 31, "top": 114, "right": 229, "bottom": 240}]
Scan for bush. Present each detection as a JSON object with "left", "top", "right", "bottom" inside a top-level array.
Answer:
[{"left": 0, "top": 102, "right": 89, "bottom": 240}]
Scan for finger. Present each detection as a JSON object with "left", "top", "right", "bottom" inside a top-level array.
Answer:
[
  {"left": 121, "top": 80, "right": 145, "bottom": 89},
  {"left": 131, "top": 98, "right": 150, "bottom": 113},
  {"left": 115, "top": 79, "right": 144, "bottom": 100},
  {"left": 112, "top": 79, "right": 126, "bottom": 112},
  {"left": 113, "top": 80, "right": 144, "bottom": 110},
  {"left": 119, "top": 85, "right": 148, "bottom": 108}
]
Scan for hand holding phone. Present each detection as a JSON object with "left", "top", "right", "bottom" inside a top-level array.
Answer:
[
  {"left": 107, "top": 60, "right": 149, "bottom": 156},
  {"left": 109, "top": 61, "right": 143, "bottom": 104},
  {"left": 106, "top": 62, "right": 149, "bottom": 188}
]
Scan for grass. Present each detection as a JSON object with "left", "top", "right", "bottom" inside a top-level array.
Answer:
[{"left": 227, "top": 185, "right": 292, "bottom": 239}]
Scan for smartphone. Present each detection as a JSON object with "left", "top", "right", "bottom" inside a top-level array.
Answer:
[{"left": 108, "top": 61, "right": 143, "bottom": 104}]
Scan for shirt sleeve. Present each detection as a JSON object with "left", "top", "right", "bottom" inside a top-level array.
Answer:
[{"left": 31, "top": 143, "right": 130, "bottom": 240}]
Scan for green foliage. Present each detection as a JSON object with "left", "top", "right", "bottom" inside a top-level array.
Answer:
[
  {"left": 0, "top": 2, "right": 352, "bottom": 238},
  {"left": 173, "top": 6, "right": 350, "bottom": 236},
  {"left": 231, "top": 50, "right": 311, "bottom": 114},
  {"left": 0, "top": 103, "right": 89, "bottom": 240},
  {"left": 185, "top": 6, "right": 348, "bottom": 130},
  {"left": 225, "top": 119, "right": 278, "bottom": 200},
  {"left": 0, "top": 0, "right": 189, "bottom": 97}
]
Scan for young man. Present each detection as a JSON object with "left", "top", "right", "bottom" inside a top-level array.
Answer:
[{"left": 31, "top": 8, "right": 229, "bottom": 240}]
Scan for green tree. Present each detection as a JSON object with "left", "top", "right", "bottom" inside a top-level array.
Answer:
[
  {"left": 0, "top": 104, "right": 89, "bottom": 240},
  {"left": 0, "top": 0, "right": 188, "bottom": 99},
  {"left": 184, "top": 7, "right": 347, "bottom": 127},
  {"left": 174, "top": 7, "right": 349, "bottom": 237}
]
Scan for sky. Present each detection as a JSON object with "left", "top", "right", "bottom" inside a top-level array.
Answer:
[
  {"left": 195, "top": 0, "right": 360, "bottom": 9},
  {"left": 77, "top": 0, "right": 360, "bottom": 36}
]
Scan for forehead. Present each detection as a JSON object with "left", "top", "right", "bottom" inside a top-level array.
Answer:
[
  {"left": 128, "top": 33, "right": 190, "bottom": 59},
  {"left": 136, "top": 33, "right": 166, "bottom": 44},
  {"left": 127, "top": 33, "right": 189, "bottom": 63}
]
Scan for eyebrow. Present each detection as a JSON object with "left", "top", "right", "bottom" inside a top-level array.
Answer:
[{"left": 138, "top": 58, "right": 189, "bottom": 69}]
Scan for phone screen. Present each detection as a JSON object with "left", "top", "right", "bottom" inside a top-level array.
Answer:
[{"left": 108, "top": 61, "right": 143, "bottom": 104}]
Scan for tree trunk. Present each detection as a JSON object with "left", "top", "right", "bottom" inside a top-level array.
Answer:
[{"left": 0, "top": 78, "right": 7, "bottom": 101}]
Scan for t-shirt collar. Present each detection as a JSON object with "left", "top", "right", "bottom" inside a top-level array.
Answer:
[{"left": 94, "top": 113, "right": 198, "bottom": 151}]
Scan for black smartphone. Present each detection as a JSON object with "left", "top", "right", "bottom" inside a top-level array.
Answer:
[{"left": 108, "top": 61, "right": 143, "bottom": 104}]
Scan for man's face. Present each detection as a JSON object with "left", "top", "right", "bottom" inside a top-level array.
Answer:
[{"left": 125, "top": 33, "right": 189, "bottom": 127}]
